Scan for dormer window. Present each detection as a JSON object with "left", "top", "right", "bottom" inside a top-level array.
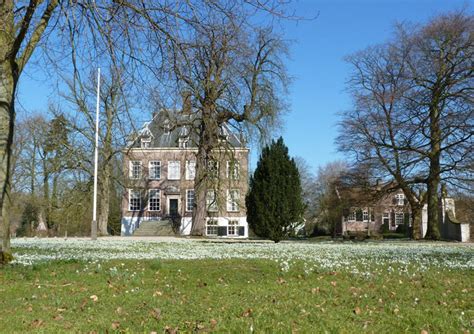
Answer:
[
  {"left": 179, "top": 137, "right": 189, "bottom": 148},
  {"left": 163, "top": 120, "right": 171, "bottom": 135},
  {"left": 395, "top": 194, "right": 405, "bottom": 206},
  {"left": 219, "top": 125, "right": 229, "bottom": 142},
  {"left": 141, "top": 137, "right": 151, "bottom": 148}
]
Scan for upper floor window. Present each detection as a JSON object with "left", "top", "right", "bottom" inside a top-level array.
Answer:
[
  {"left": 395, "top": 194, "right": 405, "bottom": 206},
  {"left": 347, "top": 210, "right": 356, "bottom": 221},
  {"left": 129, "top": 161, "right": 142, "bottom": 179},
  {"left": 186, "top": 160, "right": 196, "bottom": 180},
  {"left": 226, "top": 161, "right": 240, "bottom": 180},
  {"left": 149, "top": 161, "right": 161, "bottom": 180},
  {"left": 141, "top": 137, "right": 151, "bottom": 148},
  {"left": 207, "top": 160, "right": 219, "bottom": 178},
  {"left": 168, "top": 161, "right": 181, "bottom": 180},
  {"left": 186, "top": 189, "right": 195, "bottom": 212},
  {"left": 129, "top": 190, "right": 141, "bottom": 211},
  {"left": 206, "top": 190, "right": 218, "bottom": 212},
  {"left": 227, "top": 189, "right": 240, "bottom": 212},
  {"left": 148, "top": 189, "right": 161, "bottom": 211}
]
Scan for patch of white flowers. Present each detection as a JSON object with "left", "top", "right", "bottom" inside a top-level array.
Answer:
[{"left": 10, "top": 238, "right": 473, "bottom": 276}]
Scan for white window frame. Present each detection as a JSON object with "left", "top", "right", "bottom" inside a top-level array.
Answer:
[
  {"left": 348, "top": 210, "right": 356, "bottom": 222},
  {"left": 148, "top": 189, "right": 161, "bottom": 211},
  {"left": 168, "top": 161, "right": 181, "bottom": 180},
  {"left": 129, "top": 161, "right": 142, "bottom": 179},
  {"left": 395, "top": 194, "right": 405, "bottom": 206},
  {"left": 185, "top": 160, "right": 196, "bottom": 180},
  {"left": 395, "top": 212, "right": 404, "bottom": 225},
  {"left": 206, "top": 190, "right": 218, "bottom": 212},
  {"left": 148, "top": 161, "right": 161, "bottom": 180},
  {"left": 227, "top": 189, "right": 240, "bottom": 212},
  {"left": 228, "top": 220, "right": 239, "bottom": 236},
  {"left": 207, "top": 160, "right": 219, "bottom": 178},
  {"left": 128, "top": 189, "right": 141, "bottom": 211},
  {"left": 363, "top": 210, "right": 369, "bottom": 221},
  {"left": 186, "top": 189, "right": 195, "bottom": 212},
  {"left": 226, "top": 161, "right": 240, "bottom": 180},
  {"left": 179, "top": 137, "right": 189, "bottom": 148},
  {"left": 141, "top": 137, "right": 151, "bottom": 148},
  {"left": 206, "top": 219, "right": 218, "bottom": 236}
]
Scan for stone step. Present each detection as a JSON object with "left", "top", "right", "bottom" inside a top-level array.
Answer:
[{"left": 133, "top": 220, "right": 176, "bottom": 236}]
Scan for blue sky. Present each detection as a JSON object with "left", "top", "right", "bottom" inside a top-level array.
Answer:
[{"left": 17, "top": 0, "right": 471, "bottom": 173}]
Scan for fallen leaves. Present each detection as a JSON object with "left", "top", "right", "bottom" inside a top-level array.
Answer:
[
  {"left": 276, "top": 277, "right": 286, "bottom": 284},
  {"left": 354, "top": 306, "right": 362, "bottom": 315},
  {"left": 111, "top": 321, "right": 120, "bottom": 330},
  {"left": 150, "top": 308, "right": 162, "bottom": 321},
  {"left": 241, "top": 308, "right": 253, "bottom": 317},
  {"left": 30, "top": 319, "right": 44, "bottom": 328},
  {"left": 89, "top": 295, "right": 98, "bottom": 302},
  {"left": 53, "top": 314, "right": 64, "bottom": 321}
]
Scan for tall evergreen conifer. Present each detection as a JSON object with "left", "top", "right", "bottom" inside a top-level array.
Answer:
[{"left": 246, "top": 137, "right": 305, "bottom": 242}]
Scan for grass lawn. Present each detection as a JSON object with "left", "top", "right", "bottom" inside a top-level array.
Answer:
[{"left": 1, "top": 239, "right": 473, "bottom": 333}]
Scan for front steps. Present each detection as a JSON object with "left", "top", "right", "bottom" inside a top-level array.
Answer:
[{"left": 133, "top": 220, "right": 176, "bottom": 236}]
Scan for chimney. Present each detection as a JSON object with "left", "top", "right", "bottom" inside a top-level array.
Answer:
[{"left": 181, "top": 91, "right": 192, "bottom": 114}]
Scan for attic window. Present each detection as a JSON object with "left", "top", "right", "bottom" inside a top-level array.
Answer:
[
  {"left": 162, "top": 119, "right": 171, "bottom": 134},
  {"left": 141, "top": 137, "right": 151, "bottom": 148},
  {"left": 395, "top": 194, "right": 405, "bottom": 206},
  {"left": 179, "top": 137, "right": 189, "bottom": 148},
  {"left": 219, "top": 126, "right": 229, "bottom": 141}
]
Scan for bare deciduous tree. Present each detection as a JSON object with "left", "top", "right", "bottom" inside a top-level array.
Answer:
[
  {"left": 338, "top": 11, "right": 473, "bottom": 239},
  {"left": 156, "top": 16, "right": 289, "bottom": 235},
  {"left": 0, "top": 0, "right": 297, "bottom": 251}
]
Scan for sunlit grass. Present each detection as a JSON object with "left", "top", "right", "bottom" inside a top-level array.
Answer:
[{"left": 1, "top": 239, "right": 472, "bottom": 332}]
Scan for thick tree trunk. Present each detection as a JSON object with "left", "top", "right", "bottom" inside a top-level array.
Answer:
[
  {"left": 42, "top": 167, "right": 50, "bottom": 229},
  {"left": 0, "top": 18, "right": 16, "bottom": 251},
  {"left": 426, "top": 175, "right": 441, "bottom": 240},
  {"left": 190, "top": 105, "right": 219, "bottom": 236},
  {"left": 426, "top": 103, "right": 441, "bottom": 240},
  {"left": 411, "top": 205, "right": 422, "bottom": 240},
  {"left": 191, "top": 144, "right": 208, "bottom": 236},
  {"left": 98, "top": 169, "right": 110, "bottom": 236}
]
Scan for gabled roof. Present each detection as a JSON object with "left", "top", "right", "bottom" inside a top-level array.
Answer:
[{"left": 128, "top": 109, "right": 245, "bottom": 149}]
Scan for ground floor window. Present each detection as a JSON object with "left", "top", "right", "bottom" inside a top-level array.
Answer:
[
  {"left": 348, "top": 210, "right": 356, "bottom": 221},
  {"left": 228, "top": 220, "right": 239, "bottom": 236},
  {"left": 129, "top": 190, "right": 141, "bottom": 211},
  {"left": 206, "top": 219, "right": 218, "bottom": 236},
  {"left": 186, "top": 190, "right": 195, "bottom": 212},
  {"left": 383, "top": 212, "right": 391, "bottom": 227},
  {"left": 395, "top": 212, "right": 404, "bottom": 225},
  {"left": 363, "top": 210, "right": 369, "bottom": 221},
  {"left": 148, "top": 190, "right": 160, "bottom": 211}
]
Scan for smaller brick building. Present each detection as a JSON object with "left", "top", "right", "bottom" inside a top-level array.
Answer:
[{"left": 341, "top": 188, "right": 410, "bottom": 235}]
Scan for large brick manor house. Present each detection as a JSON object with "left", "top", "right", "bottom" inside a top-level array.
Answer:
[{"left": 121, "top": 103, "right": 249, "bottom": 238}]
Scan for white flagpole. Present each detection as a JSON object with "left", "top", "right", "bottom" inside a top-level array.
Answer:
[{"left": 91, "top": 68, "right": 101, "bottom": 240}]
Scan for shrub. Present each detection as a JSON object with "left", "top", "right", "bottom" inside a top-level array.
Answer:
[
  {"left": 0, "top": 251, "right": 14, "bottom": 265},
  {"left": 396, "top": 223, "right": 408, "bottom": 235}
]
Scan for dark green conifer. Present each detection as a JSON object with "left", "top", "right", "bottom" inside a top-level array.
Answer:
[{"left": 246, "top": 137, "right": 305, "bottom": 242}]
